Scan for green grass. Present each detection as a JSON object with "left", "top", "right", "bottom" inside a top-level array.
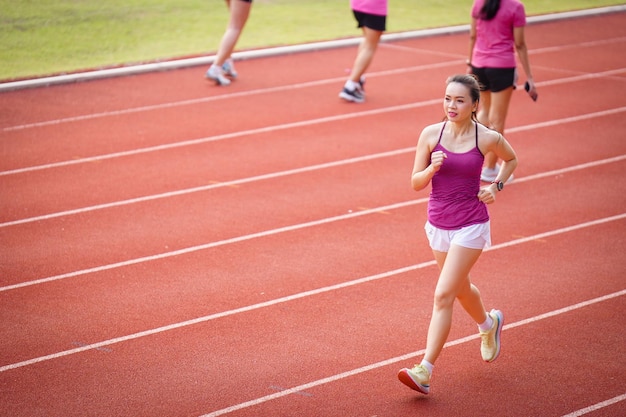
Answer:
[{"left": 0, "top": 0, "right": 623, "bottom": 81}]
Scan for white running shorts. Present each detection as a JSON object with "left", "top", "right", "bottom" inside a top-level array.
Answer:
[{"left": 425, "top": 220, "right": 492, "bottom": 252}]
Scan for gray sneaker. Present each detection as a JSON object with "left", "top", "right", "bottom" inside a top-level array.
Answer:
[{"left": 339, "top": 86, "right": 364, "bottom": 103}]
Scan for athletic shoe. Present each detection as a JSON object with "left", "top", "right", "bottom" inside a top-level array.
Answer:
[
  {"left": 397, "top": 364, "right": 430, "bottom": 394},
  {"left": 480, "top": 164, "right": 514, "bottom": 183},
  {"left": 339, "top": 86, "right": 364, "bottom": 103},
  {"left": 222, "top": 59, "right": 238, "bottom": 78},
  {"left": 205, "top": 65, "right": 231, "bottom": 86},
  {"left": 359, "top": 76, "right": 366, "bottom": 92},
  {"left": 480, "top": 165, "right": 499, "bottom": 182},
  {"left": 480, "top": 309, "right": 503, "bottom": 362}
]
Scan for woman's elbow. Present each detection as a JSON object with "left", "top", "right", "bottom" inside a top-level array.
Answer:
[
  {"left": 505, "top": 156, "right": 518, "bottom": 169},
  {"left": 411, "top": 176, "right": 429, "bottom": 191}
]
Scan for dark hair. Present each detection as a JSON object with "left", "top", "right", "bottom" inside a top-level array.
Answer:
[
  {"left": 479, "top": 0, "right": 501, "bottom": 20},
  {"left": 446, "top": 74, "right": 481, "bottom": 103},
  {"left": 445, "top": 74, "right": 481, "bottom": 121}
]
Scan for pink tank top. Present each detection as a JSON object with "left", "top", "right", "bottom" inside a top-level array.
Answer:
[
  {"left": 470, "top": 0, "right": 527, "bottom": 68},
  {"left": 428, "top": 122, "right": 489, "bottom": 230},
  {"left": 351, "top": 0, "right": 387, "bottom": 16}
]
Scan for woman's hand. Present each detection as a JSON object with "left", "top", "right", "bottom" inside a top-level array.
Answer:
[
  {"left": 477, "top": 184, "right": 497, "bottom": 204},
  {"left": 430, "top": 150, "right": 447, "bottom": 172}
]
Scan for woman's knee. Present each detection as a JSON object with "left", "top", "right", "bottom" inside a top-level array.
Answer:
[{"left": 433, "top": 288, "right": 456, "bottom": 310}]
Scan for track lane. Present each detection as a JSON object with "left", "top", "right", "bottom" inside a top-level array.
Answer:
[
  {"left": 1, "top": 223, "right": 623, "bottom": 416},
  {"left": 211, "top": 294, "right": 625, "bottom": 417},
  {"left": 1, "top": 161, "right": 623, "bottom": 369},
  {"left": 1, "top": 98, "right": 624, "bottom": 226},
  {"left": 2, "top": 106, "right": 625, "bottom": 283}
]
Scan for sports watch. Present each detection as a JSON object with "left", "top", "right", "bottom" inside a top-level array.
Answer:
[{"left": 492, "top": 180, "right": 504, "bottom": 191}]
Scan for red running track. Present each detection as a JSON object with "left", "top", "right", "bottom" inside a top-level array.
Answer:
[{"left": 1, "top": 9, "right": 625, "bottom": 417}]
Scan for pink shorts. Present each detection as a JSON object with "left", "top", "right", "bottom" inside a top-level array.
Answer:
[{"left": 425, "top": 221, "right": 491, "bottom": 252}]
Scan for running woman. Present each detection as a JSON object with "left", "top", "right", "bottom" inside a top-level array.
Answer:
[
  {"left": 397, "top": 74, "right": 518, "bottom": 395},
  {"left": 339, "top": 0, "right": 387, "bottom": 103},
  {"left": 466, "top": 0, "right": 536, "bottom": 181}
]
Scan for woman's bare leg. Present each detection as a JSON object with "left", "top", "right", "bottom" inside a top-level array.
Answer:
[
  {"left": 348, "top": 26, "right": 382, "bottom": 82},
  {"left": 423, "top": 245, "right": 487, "bottom": 364},
  {"left": 214, "top": 0, "right": 252, "bottom": 67}
]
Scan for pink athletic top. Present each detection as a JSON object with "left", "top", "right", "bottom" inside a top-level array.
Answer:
[
  {"left": 471, "top": 0, "right": 527, "bottom": 68},
  {"left": 428, "top": 122, "right": 489, "bottom": 230},
  {"left": 351, "top": 0, "right": 387, "bottom": 16}
]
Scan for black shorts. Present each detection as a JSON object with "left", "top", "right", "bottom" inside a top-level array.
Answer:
[
  {"left": 353, "top": 10, "right": 386, "bottom": 32},
  {"left": 471, "top": 67, "right": 516, "bottom": 92}
]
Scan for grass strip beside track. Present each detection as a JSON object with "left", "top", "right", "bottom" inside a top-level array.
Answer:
[{"left": 1, "top": 3, "right": 624, "bottom": 89}]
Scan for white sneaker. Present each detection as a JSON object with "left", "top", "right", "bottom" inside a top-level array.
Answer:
[
  {"left": 398, "top": 364, "right": 430, "bottom": 394},
  {"left": 481, "top": 165, "right": 499, "bottom": 182},
  {"left": 222, "top": 59, "right": 238, "bottom": 78},
  {"left": 205, "top": 65, "right": 231, "bottom": 86},
  {"left": 480, "top": 164, "right": 514, "bottom": 183},
  {"left": 480, "top": 309, "right": 503, "bottom": 362}
]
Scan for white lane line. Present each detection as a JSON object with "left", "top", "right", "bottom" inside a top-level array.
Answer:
[
  {"left": 1, "top": 50, "right": 624, "bottom": 135},
  {"left": 561, "top": 394, "right": 626, "bottom": 417},
  {"left": 2, "top": 75, "right": 624, "bottom": 177},
  {"left": 1, "top": 214, "right": 624, "bottom": 373},
  {"left": 199, "top": 289, "right": 626, "bottom": 417},
  {"left": 0, "top": 147, "right": 414, "bottom": 227},
  {"left": 1, "top": 156, "right": 625, "bottom": 291},
  {"left": 2, "top": 108, "right": 625, "bottom": 228},
  {"left": 1, "top": 61, "right": 453, "bottom": 133},
  {"left": 0, "top": 100, "right": 435, "bottom": 176},
  {"left": 0, "top": 198, "right": 426, "bottom": 292}
]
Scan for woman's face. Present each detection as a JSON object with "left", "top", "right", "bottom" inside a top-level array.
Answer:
[{"left": 443, "top": 82, "right": 477, "bottom": 122}]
